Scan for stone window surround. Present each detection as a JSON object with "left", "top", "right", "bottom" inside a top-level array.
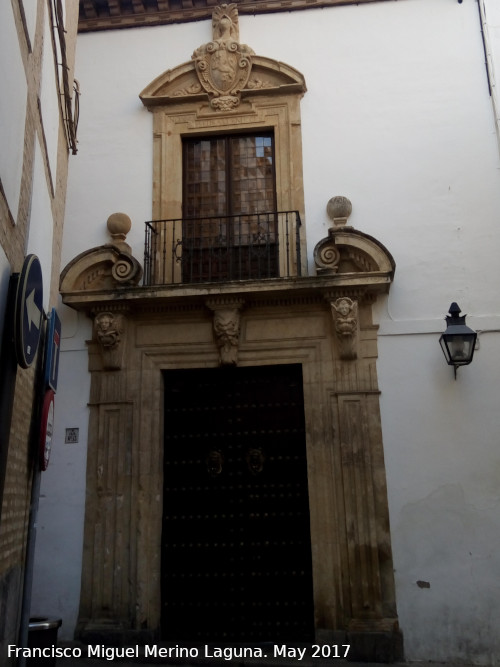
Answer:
[{"left": 144, "top": 91, "right": 308, "bottom": 281}]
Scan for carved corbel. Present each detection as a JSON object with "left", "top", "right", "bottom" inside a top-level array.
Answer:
[
  {"left": 206, "top": 298, "right": 245, "bottom": 366},
  {"left": 93, "top": 311, "right": 127, "bottom": 370},
  {"left": 329, "top": 296, "right": 359, "bottom": 360}
]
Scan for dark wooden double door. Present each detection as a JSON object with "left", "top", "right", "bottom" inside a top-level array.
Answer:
[{"left": 161, "top": 364, "right": 314, "bottom": 642}]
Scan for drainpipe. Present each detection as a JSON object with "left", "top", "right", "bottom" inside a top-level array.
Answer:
[{"left": 476, "top": 0, "right": 500, "bottom": 155}]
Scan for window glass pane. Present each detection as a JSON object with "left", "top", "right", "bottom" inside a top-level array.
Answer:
[{"left": 182, "top": 133, "right": 277, "bottom": 282}]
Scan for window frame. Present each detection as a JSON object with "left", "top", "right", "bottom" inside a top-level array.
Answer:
[{"left": 149, "top": 86, "right": 306, "bottom": 282}]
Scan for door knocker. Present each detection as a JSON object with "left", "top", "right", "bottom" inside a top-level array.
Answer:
[
  {"left": 246, "top": 447, "right": 265, "bottom": 475},
  {"left": 206, "top": 449, "right": 224, "bottom": 476}
]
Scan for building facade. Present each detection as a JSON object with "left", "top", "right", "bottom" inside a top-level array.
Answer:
[
  {"left": 31, "top": 0, "right": 500, "bottom": 662},
  {"left": 0, "top": 1, "right": 79, "bottom": 664}
]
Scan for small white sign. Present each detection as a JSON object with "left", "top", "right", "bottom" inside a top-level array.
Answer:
[{"left": 65, "top": 428, "right": 79, "bottom": 444}]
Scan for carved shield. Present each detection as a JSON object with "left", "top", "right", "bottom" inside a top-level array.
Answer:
[{"left": 195, "top": 42, "right": 252, "bottom": 99}]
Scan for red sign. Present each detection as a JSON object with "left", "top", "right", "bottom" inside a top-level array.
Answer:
[{"left": 39, "top": 390, "right": 55, "bottom": 471}]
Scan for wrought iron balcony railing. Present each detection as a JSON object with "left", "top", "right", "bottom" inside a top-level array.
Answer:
[{"left": 144, "top": 211, "right": 302, "bottom": 286}]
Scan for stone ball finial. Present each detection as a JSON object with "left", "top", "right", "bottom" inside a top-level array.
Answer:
[
  {"left": 107, "top": 212, "right": 131, "bottom": 237},
  {"left": 107, "top": 212, "right": 132, "bottom": 252},
  {"left": 327, "top": 196, "right": 352, "bottom": 227}
]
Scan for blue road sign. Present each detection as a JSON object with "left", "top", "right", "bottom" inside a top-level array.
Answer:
[{"left": 14, "top": 254, "right": 43, "bottom": 369}]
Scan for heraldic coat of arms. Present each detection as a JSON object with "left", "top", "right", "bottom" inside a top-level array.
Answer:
[{"left": 192, "top": 4, "right": 254, "bottom": 111}]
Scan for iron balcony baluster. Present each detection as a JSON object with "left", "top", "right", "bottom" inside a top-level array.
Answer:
[{"left": 144, "top": 211, "right": 302, "bottom": 286}]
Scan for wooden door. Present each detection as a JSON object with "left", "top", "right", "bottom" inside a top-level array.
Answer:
[{"left": 161, "top": 364, "right": 314, "bottom": 642}]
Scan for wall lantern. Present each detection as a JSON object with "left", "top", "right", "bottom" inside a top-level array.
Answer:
[{"left": 439, "top": 302, "right": 477, "bottom": 378}]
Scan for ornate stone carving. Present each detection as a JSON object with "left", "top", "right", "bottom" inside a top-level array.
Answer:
[
  {"left": 107, "top": 212, "right": 132, "bottom": 252},
  {"left": 330, "top": 297, "right": 358, "bottom": 360},
  {"left": 327, "top": 195, "right": 352, "bottom": 227},
  {"left": 172, "top": 82, "right": 203, "bottom": 97},
  {"left": 140, "top": 55, "right": 306, "bottom": 107},
  {"left": 315, "top": 196, "right": 353, "bottom": 273},
  {"left": 246, "top": 77, "right": 274, "bottom": 90},
  {"left": 192, "top": 3, "right": 254, "bottom": 111},
  {"left": 60, "top": 212, "right": 143, "bottom": 294},
  {"left": 94, "top": 311, "right": 127, "bottom": 370},
  {"left": 206, "top": 298, "right": 244, "bottom": 365},
  {"left": 314, "top": 198, "right": 395, "bottom": 282},
  {"left": 314, "top": 236, "right": 341, "bottom": 274},
  {"left": 213, "top": 308, "right": 241, "bottom": 365}
]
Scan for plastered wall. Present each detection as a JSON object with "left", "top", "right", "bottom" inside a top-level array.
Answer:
[{"left": 32, "top": 0, "right": 500, "bottom": 660}]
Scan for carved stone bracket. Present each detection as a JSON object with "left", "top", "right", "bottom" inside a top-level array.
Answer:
[
  {"left": 328, "top": 296, "right": 359, "bottom": 360},
  {"left": 93, "top": 310, "right": 127, "bottom": 370},
  {"left": 206, "top": 297, "right": 245, "bottom": 365}
]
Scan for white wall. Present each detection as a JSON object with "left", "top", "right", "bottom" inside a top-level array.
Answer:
[
  {"left": 40, "top": 6, "right": 61, "bottom": 187},
  {"left": 27, "top": 142, "right": 55, "bottom": 310},
  {"left": 0, "top": 1, "right": 27, "bottom": 223},
  {"left": 376, "top": 308, "right": 500, "bottom": 662},
  {"left": 31, "top": 308, "right": 91, "bottom": 639},
  {"left": 482, "top": 0, "right": 500, "bottom": 152},
  {"left": 40, "top": 0, "right": 500, "bottom": 659}
]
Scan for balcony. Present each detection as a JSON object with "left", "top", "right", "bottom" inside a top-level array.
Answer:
[{"left": 144, "top": 211, "right": 302, "bottom": 286}]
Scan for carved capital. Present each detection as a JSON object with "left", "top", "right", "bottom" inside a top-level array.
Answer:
[
  {"left": 94, "top": 311, "right": 127, "bottom": 370},
  {"left": 206, "top": 297, "right": 245, "bottom": 366},
  {"left": 329, "top": 296, "right": 358, "bottom": 360}
]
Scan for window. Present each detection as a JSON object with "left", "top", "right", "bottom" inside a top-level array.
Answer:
[
  {"left": 181, "top": 133, "right": 279, "bottom": 282},
  {"left": 141, "top": 51, "right": 307, "bottom": 284}
]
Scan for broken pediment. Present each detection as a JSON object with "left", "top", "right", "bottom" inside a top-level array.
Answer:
[
  {"left": 314, "top": 196, "right": 395, "bottom": 281},
  {"left": 140, "top": 3, "right": 305, "bottom": 109},
  {"left": 314, "top": 227, "right": 395, "bottom": 279},
  {"left": 60, "top": 245, "right": 143, "bottom": 294}
]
